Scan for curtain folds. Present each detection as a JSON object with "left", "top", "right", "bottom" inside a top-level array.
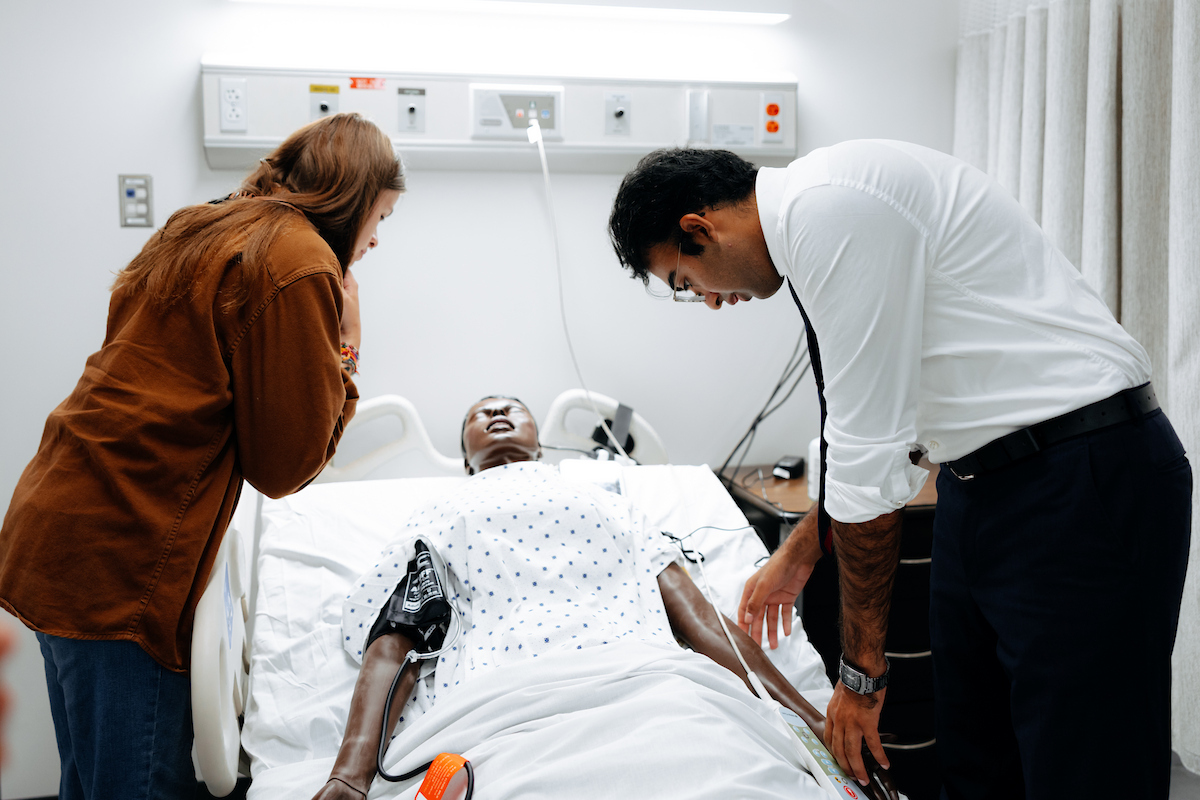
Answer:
[
  {"left": 1042, "top": 0, "right": 1090, "bottom": 269},
  {"left": 954, "top": 0, "right": 1199, "bottom": 774},
  {"left": 1169, "top": 0, "right": 1200, "bottom": 774},
  {"left": 1018, "top": 6, "right": 1048, "bottom": 221}
]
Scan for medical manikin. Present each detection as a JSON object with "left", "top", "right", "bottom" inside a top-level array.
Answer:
[{"left": 313, "top": 397, "right": 896, "bottom": 800}]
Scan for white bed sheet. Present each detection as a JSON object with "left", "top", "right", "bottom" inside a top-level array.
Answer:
[
  {"left": 249, "top": 641, "right": 827, "bottom": 800},
  {"left": 240, "top": 464, "right": 834, "bottom": 796}
]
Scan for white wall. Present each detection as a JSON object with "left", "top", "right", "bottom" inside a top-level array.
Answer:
[{"left": 0, "top": 1, "right": 957, "bottom": 795}]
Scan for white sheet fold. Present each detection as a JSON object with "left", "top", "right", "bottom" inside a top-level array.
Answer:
[{"left": 250, "top": 641, "right": 826, "bottom": 800}]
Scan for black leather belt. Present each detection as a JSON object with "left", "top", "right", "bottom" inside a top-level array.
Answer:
[{"left": 945, "top": 382, "right": 1158, "bottom": 481}]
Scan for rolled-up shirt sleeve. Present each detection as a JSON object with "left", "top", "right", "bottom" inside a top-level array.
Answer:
[
  {"left": 786, "top": 184, "right": 929, "bottom": 523},
  {"left": 231, "top": 269, "right": 358, "bottom": 498}
]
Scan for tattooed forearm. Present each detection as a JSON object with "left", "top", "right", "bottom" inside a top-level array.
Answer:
[{"left": 832, "top": 510, "right": 903, "bottom": 673}]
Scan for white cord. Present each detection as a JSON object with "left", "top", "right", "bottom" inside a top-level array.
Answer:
[
  {"left": 406, "top": 597, "right": 464, "bottom": 664},
  {"left": 668, "top": 526, "right": 773, "bottom": 702},
  {"left": 526, "top": 119, "right": 630, "bottom": 461},
  {"left": 694, "top": 554, "right": 769, "bottom": 695}
]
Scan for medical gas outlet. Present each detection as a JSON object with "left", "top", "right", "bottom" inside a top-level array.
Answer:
[
  {"left": 310, "top": 84, "right": 340, "bottom": 121},
  {"left": 605, "top": 92, "right": 631, "bottom": 136},
  {"left": 398, "top": 88, "right": 426, "bottom": 134}
]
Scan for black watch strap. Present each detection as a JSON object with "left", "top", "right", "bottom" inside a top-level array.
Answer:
[{"left": 839, "top": 655, "right": 890, "bottom": 695}]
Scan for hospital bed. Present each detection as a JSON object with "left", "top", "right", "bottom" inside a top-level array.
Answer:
[{"left": 191, "top": 391, "right": 837, "bottom": 799}]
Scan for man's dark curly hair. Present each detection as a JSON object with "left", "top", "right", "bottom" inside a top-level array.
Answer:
[{"left": 608, "top": 148, "right": 759, "bottom": 283}]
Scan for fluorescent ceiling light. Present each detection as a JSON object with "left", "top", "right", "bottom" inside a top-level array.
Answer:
[{"left": 227, "top": 0, "right": 790, "bottom": 26}]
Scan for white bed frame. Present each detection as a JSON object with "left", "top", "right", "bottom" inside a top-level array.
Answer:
[{"left": 191, "top": 389, "right": 669, "bottom": 796}]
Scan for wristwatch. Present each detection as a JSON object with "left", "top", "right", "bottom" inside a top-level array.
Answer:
[{"left": 839, "top": 655, "right": 890, "bottom": 695}]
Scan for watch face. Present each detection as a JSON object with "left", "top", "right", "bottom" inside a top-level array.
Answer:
[{"left": 844, "top": 671, "right": 861, "bottom": 692}]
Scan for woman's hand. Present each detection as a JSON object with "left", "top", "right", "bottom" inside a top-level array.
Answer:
[{"left": 341, "top": 268, "right": 361, "bottom": 351}]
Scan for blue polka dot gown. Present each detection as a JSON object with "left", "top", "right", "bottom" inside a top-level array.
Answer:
[{"left": 342, "top": 463, "right": 679, "bottom": 727}]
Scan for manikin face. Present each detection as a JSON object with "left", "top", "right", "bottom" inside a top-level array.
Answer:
[
  {"left": 351, "top": 189, "right": 401, "bottom": 264},
  {"left": 462, "top": 398, "right": 541, "bottom": 475}
]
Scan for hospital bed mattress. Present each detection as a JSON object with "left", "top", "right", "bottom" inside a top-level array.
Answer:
[{"left": 227, "top": 464, "right": 834, "bottom": 798}]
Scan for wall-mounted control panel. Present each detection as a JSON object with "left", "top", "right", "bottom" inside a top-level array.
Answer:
[
  {"left": 471, "top": 84, "right": 563, "bottom": 140},
  {"left": 119, "top": 175, "right": 153, "bottom": 228},
  {"left": 201, "top": 61, "right": 797, "bottom": 172}
]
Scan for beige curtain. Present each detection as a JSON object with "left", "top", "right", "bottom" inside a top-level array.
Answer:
[{"left": 953, "top": 0, "right": 1200, "bottom": 775}]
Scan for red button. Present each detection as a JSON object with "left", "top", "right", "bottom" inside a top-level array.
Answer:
[
  {"left": 766, "top": 120, "right": 780, "bottom": 133},
  {"left": 766, "top": 103, "right": 780, "bottom": 116}
]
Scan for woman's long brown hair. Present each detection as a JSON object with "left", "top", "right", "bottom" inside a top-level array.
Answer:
[{"left": 113, "top": 112, "right": 404, "bottom": 310}]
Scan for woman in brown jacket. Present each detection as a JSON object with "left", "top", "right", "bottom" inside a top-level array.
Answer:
[{"left": 0, "top": 112, "right": 403, "bottom": 800}]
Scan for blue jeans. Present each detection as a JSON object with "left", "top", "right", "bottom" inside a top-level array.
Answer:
[
  {"left": 930, "top": 409, "right": 1192, "bottom": 800},
  {"left": 38, "top": 633, "right": 196, "bottom": 800}
]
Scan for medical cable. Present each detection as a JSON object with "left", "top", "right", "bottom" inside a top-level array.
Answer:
[
  {"left": 722, "top": 359, "right": 810, "bottom": 504},
  {"left": 526, "top": 119, "right": 630, "bottom": 461},
  {"left": 717, "top": 330, "right": 810, "bottom": 486},
  {"left": 660, "top": 527, "right": 771, "bottom": 700},
  {"left": 537, "top": 442, "right": 596, "bottom": 457},
  {"left": 661, "top": 528, "right": 894, "bottom": 800},
  {"left": 376, "top": 602, "right": 471, "bottom": 793}
]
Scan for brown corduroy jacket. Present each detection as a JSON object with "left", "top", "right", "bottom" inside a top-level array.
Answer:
[{"left": 0, "top": 214, "right": 357, "bottom": 671}]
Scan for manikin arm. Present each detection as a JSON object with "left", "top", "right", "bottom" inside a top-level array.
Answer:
[
  {"left": 658, "top": 562, "right": 826, "bottom": 737},
  {"left": 313, "top": 633, "right": 418, "bottom": 800},
  {"left": 658, "top": 562, "right": 898, "bottom": 800}
]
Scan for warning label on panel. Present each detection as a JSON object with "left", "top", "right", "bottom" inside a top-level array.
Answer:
[{"left": 350, "top": 77, "right": 386, "bottom": 90}]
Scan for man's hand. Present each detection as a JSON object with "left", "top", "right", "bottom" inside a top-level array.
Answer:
[
  {"left": 738, "top": 512, "right": 822, "bottom": 649},
  {"left": 826, "top": 682, "right": 890, "bottom": 788},
  {"left": 340, "top": 268, "right": 361, "bottom": 350}
]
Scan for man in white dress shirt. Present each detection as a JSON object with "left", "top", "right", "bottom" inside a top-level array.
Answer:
[{"left": 607, "top": 141, "right": 1192, "bottom": 800}]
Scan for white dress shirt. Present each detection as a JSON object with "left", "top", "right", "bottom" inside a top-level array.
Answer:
[{"left": 757, "top": 140, "right": 1151, "bottom": 524}]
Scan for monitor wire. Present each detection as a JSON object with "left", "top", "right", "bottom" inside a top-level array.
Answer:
[{"left": 527, "top": 119, "right": 630, "bottom": 461}]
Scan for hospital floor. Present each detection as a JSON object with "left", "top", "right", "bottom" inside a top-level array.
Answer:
[{"left": 1172, "top": 753, "right": 1200, "bottom": 799}]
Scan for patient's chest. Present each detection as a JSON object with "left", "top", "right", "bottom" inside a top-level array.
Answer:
[{"left": 403, "top": 463, "right": 676, "bottom": 693}]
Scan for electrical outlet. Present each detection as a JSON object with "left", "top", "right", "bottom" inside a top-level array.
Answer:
[
  {"left": 219, "top": 77, "right": 248, "bottom": 133},
  {"left": 604, "top": 92, "right": 631, "bottom": 136},
  {"left": 761, "top": 91, "right": 784, "bottom": 143}
]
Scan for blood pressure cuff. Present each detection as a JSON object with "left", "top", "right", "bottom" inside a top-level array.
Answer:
[{"left": 366, "top": 539, "right": 452, "bottom": 655}]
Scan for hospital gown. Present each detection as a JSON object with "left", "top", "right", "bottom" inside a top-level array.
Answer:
[{"left": 342, "top": 462, "right": 680, "bottom": 725}]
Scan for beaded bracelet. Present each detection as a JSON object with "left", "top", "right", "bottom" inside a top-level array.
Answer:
[{"left": 340, "top": 343, "right": 360, "bottom": 376}]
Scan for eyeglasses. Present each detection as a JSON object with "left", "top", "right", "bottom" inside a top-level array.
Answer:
[{"left": 671, "top": 242, "right": 706, "bottom": 302}]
